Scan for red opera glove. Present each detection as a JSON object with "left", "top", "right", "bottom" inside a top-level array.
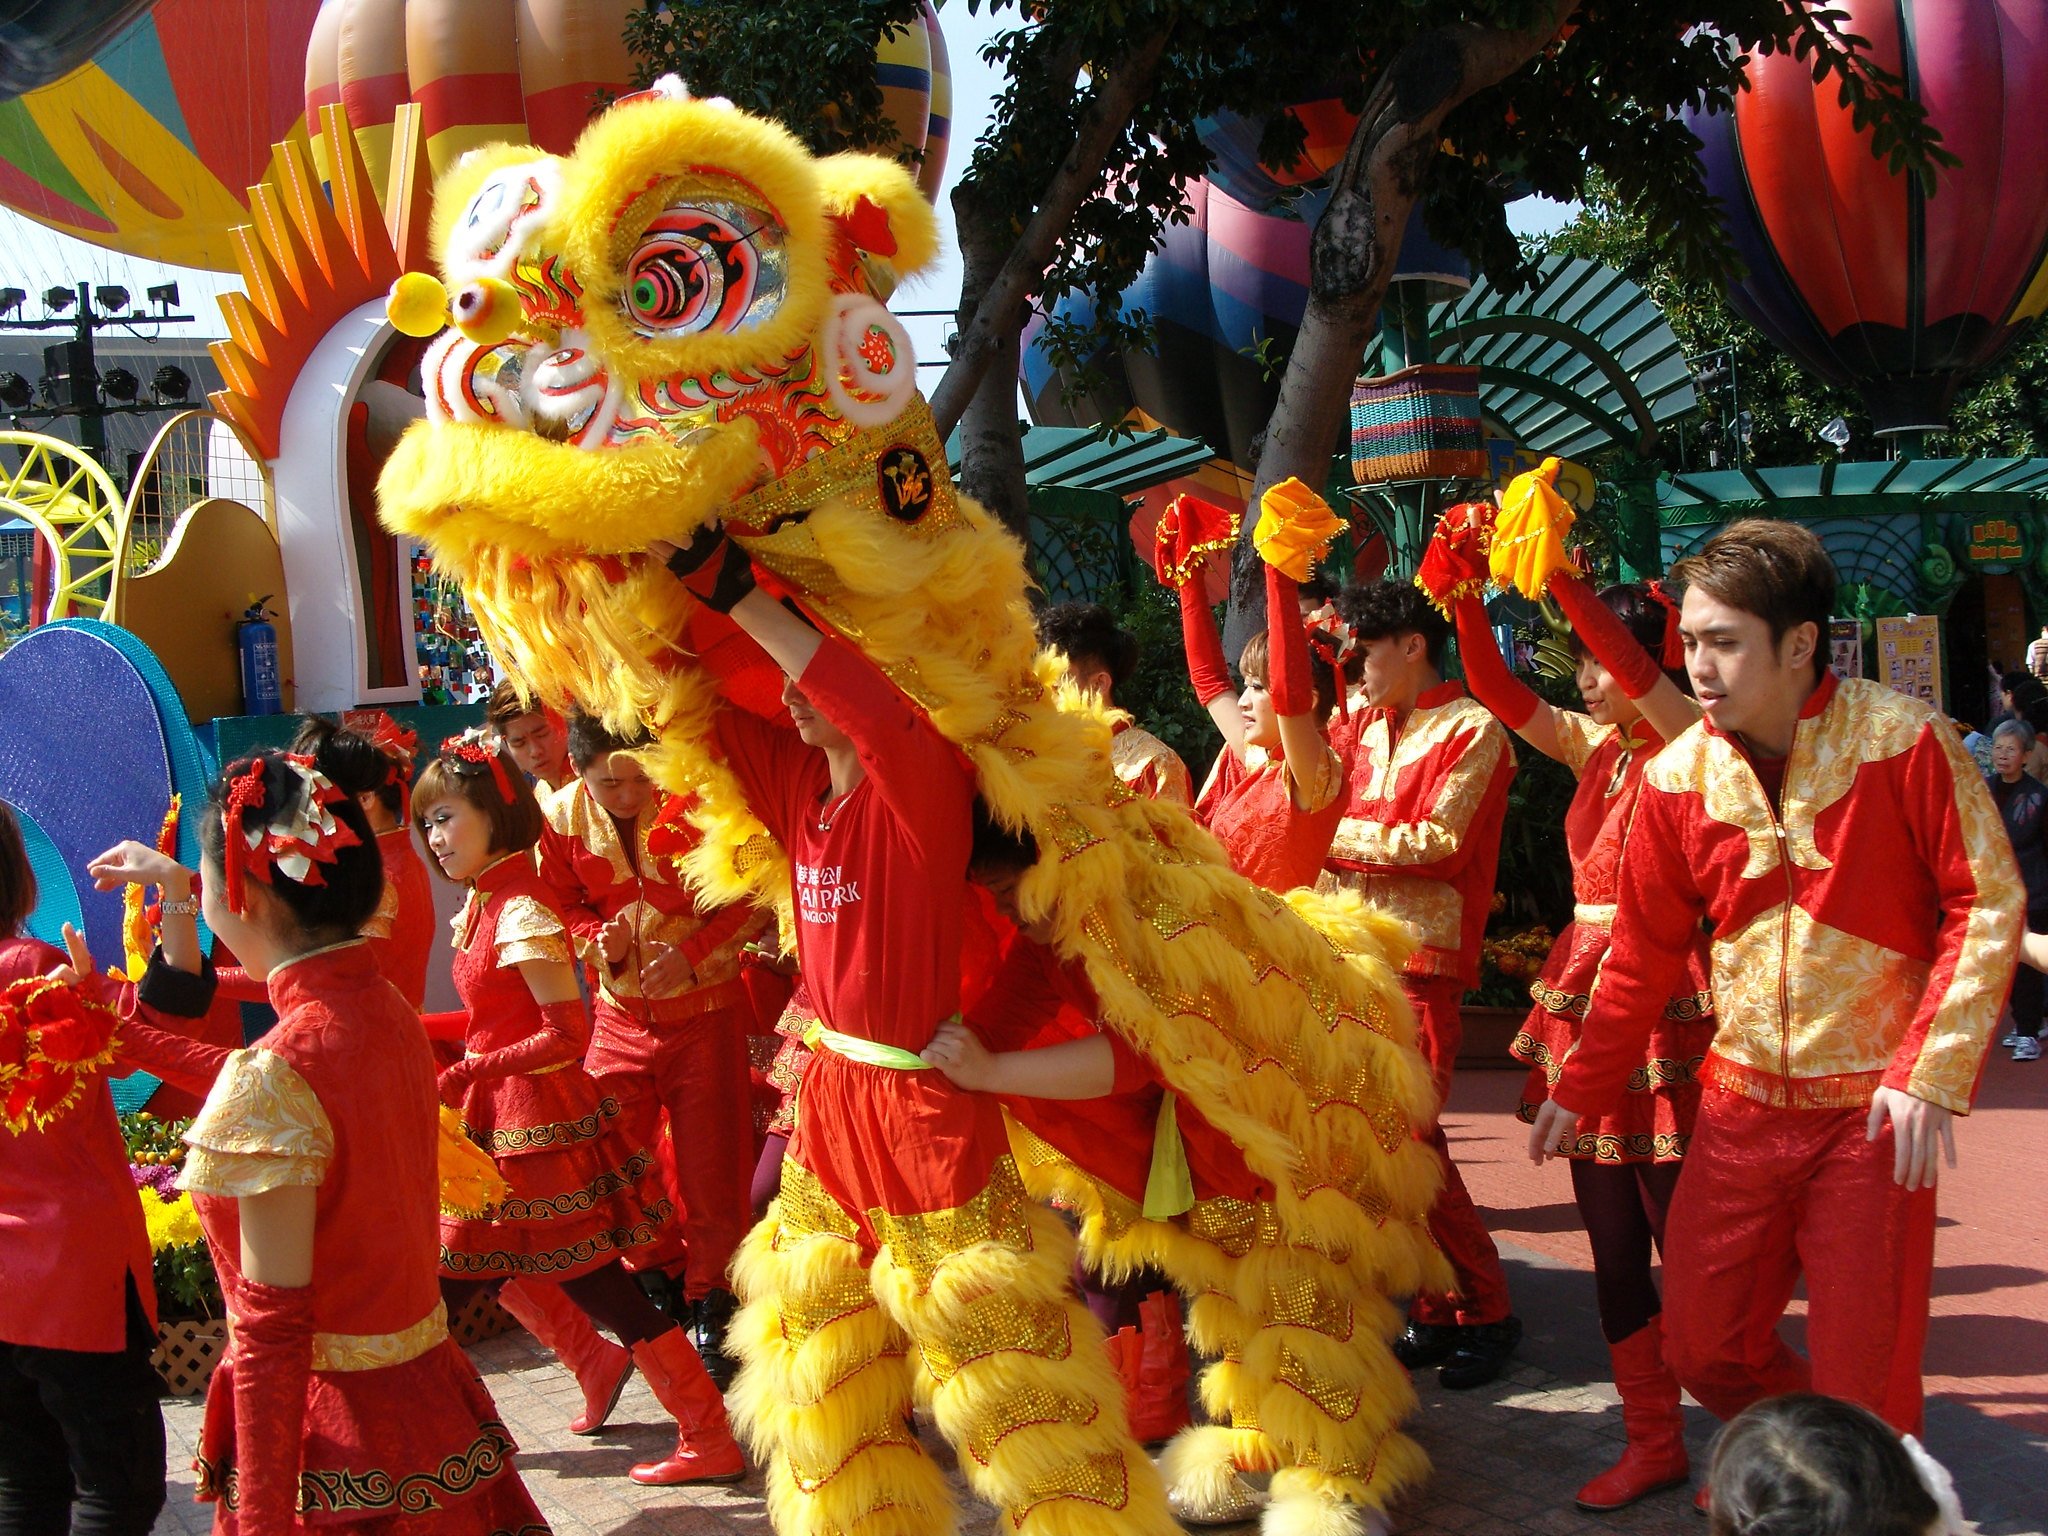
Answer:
[
  {"left": 1264, "top": 563, "right": 1315, "bottom": 719},
  {"left": 436, "top": 1057, "right": 477, "bottom": 1108},
  {"left": 453, "top": 1000, "right": 590, "bottom": 1084},
  {"left": 1452, "top": 598, "right": 1541, "bottom": 731},
  {"left": 220, "top": 1269, "right": 313, "bottom": 1535},
  {"left": 1415, "top": 500, "right": 1496, "bottom": 615},
  {"left": 1176, "top": 570, "right": 1235, "bottom": 708},
  {"left": 1550, "top": 575, "right": 1665, "bottom": 700},
  {"left": 211, "top": 967, "right": 267, "bottom": 1005}
]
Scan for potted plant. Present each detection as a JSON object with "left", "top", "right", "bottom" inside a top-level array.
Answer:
[{"left": 124, "top": 1110, "right": 227, "bottom": 1395}]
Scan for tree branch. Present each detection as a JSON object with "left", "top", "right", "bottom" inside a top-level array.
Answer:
[
  {"left": 930, "top": 24, "right": 1173, "bottom": 439},
  {"left": 1224, "top": 0, "right": 1577, "bottom": 650}
]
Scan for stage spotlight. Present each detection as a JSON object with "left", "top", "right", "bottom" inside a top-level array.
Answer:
[
  {"left": 146, "top": 282, "right": 180, "bottom": 309},
  {"left": 0, "top": 288, "right": 23, "bottom": 318},
  {"left": 94, "top": 286, "right": 130, "bottom": 314},
  {"left": 44, "top": 287, "right": 74, "bottom": 312},
  {"left": 101, "top": 366, "right": 139, "bottom": 402},
  {"left": 0, "top": 372, "right": 31, "bottom": 409},
  {"left": 151, "top": 364, "right": 190, "bottom": 402}
]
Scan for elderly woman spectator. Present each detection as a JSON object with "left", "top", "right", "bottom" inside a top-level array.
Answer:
[{"left": 1991, "top": 720, "right": 2048, "bottom": 1060}]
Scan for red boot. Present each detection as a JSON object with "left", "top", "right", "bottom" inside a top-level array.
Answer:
[
  {"left": 1576, "top": 1317, "right": 1690, "bottom": 1512},
  {"left": 627, "top": 1325, "right": 747, "bottom": 1485},
  {"left": 498, "top": 1279, "right": 634, "bottom": 1435},
  {"left": 1130, "top": 1290, "right": 1193, "bottom": 1445}
]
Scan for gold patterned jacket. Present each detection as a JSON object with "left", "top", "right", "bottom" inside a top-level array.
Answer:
[
  {"left": 1322, "top": 681, "right": 1515, "bottom": 985},
  {"left": 537, "top": 783, "right": 760, "bottom": 1016},
  {"left": 1109, "top": 716, "right": 1192, "bottom": 805},
  {"left": 1554, "top": 673, "right": 2022, "bottom": 1117}
]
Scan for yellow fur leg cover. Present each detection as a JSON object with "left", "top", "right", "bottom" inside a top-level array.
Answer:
[
  {"left": 868, "top": 1186, "right": 1179, "bottom": 1536},
  {"left": 728, "top": 1167, "right": 955, "bottom": 1536}
]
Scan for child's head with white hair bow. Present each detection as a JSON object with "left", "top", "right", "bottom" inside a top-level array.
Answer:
[{"left": 1709, "top": 1394, "right": 1972, "bottom": 1536}]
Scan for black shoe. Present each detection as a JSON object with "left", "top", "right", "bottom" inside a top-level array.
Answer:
[
  {"left": 1392, "top": 1321, "right": 1460, "bottom": 1370},
  {"left": 694, "top": 1287, "right": 740, "bottom": 1391},
  {"left": 1438, "top": 1316, "right": 1521, "bottom": 1390},
  {"left": 635, "top": 1267, "right": 688, "bottom": 1321}
]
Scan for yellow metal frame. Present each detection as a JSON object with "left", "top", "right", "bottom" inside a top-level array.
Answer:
[{"left": 0, "top": 432, "right": 124, "bottom": 621}]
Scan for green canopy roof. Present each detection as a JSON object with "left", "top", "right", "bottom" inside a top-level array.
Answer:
[
  {"left": 947, "top": 424, "right": 1215, "bottom": 497},
  {"left": 1659, "top": 457, "right": 2048, "bottom": 526}
]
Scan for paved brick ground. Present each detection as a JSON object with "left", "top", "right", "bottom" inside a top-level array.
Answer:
[{"left": 150, "top": 1061, "right": 2048, "bottom": 1535}]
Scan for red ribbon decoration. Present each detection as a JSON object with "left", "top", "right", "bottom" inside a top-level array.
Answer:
[
  {"left": 1644, "top": 579, "right": 1686, "bottom": 669},
  {"left": 220, "top": 759, "right": 271, "bottom": 918},
  {"left": 441, "top": 732, "right": 516, "bottom": 804}
]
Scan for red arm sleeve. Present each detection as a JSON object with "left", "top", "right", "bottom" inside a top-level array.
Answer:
[
  {"left": 1881, "top": 724, "right": 2024, "bottom": 1112},
  {"left": 796, "top": 637, "right": 973, "bottom": 863},
  {"left": 1550, "top": 783, "right": 1709, "bottom": 1118},
  {"left": 535, "top": 823, "right": 609, "bottom": 961},
  {"left": 210, "top": 966, "right": 267, "bottom": 1004},
  {"left": 457, "top": 998, "right": 589, "bottom": 1083},
  {"left": 219, "top": 1270, "right": 312, "bottom": 1536},
  {"left": 1453, "top": 598, "right": 1541, "bottom": 731},
  {"left": 1264, "top": 562, "right": 1313, "bottom": 717},
  {"left": 101, "top": 952, "right": 230, "bottom": 1096},
  {"left": 714, "top": 705, "right": 809, "bottom": 848},
  {"left": 1177, "top": 574, "right": 1234, "bottom": 707},
  {"left": 1550, "top": 575, "right": 1663, "bottom": 700},
  {"left": 419, "top": 1010, "right": 467, "bottom": 1043}
]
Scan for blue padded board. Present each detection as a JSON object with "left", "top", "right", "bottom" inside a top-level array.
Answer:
[
  {"left": 0, "top": 623, "right": 222, "bottom": 1114},
  {"left": 7, "top": 799, "right": 83, "bottom": 949}
]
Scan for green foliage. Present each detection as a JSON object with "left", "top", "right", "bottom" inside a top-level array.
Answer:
[
  {"left": 1488, "top": 662, "right": 1579, "bottom": 935},
  {"left": 1103, "top": 578, "right": 1223, "bottom": 779},
  {"left": 154, "top": 1241, "right": 222, "bottom": 1324},
  {"left": 623, "top": 0, "right": 932, "bottom": 158}
]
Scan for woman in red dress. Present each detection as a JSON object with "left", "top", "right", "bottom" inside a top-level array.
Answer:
[
  {"left": 1442, "top": 537, "right": 1716, "bottom": 1513},
  {"left": 0, "top": 807, "right": 228, "bottom": 1536},
  {"left": 1169, "top": 487, "right": 1348, "bottom": 892},
  {"left": 412, "top": 732, "right": 741, "bottom": 1487},
  {"left": 165, "top": 749, "right": 549, "bottom": 1535}
]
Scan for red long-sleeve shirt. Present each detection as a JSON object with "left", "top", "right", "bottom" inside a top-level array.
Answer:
[{"left": 1553, "top": 673, "right": 2022, "bottom": 1119}]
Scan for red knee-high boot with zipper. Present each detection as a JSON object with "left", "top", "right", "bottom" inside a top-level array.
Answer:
[
  {"left": 627, "top": 1325, "right": 746, "bottom": 1486},
  {"left": 497, "top": 1278, "right": 634, "bottom": 1435}
]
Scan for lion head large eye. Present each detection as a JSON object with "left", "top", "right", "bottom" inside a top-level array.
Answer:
[{"left": 621, "top": 199, "right": 788, "bottom": 338}]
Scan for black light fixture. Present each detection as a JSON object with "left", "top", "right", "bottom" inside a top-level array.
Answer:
[
  {"left": 93, "top": 285, "right": 130, "bottom": 314},
  {"left": 151, "top": 363, "right": 190, "bottom": 402},
  {"left": 0, "top": 287, "right": 23, "bottom": 318},
  {"left": 44, "top": 286, "right": 74, "bottom": 312},
  {"left": 0, "top": 372, "right": 30, "bottom": 409},
  {"left": 101, "top": 366, "right": 139, "bottom": 402},
  {"left": 146, "top": 282, "right": 180, "bottom": 309}
]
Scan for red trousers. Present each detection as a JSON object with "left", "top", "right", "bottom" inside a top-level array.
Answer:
[
  {"left": 1405, "top": 975, "right": 1513, "bottom": 1327},
  {"left": 1662, "top": 1089, "right": 1937, "bottom": 1435},
  {"left": 586, "top": 996, "right": 757, "bottom": 1300}
]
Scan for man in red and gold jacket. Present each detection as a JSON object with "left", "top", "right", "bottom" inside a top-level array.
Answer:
[
  {"left": 1531, "top": 519, "right": 2022, "bottom": 1439},
  {"left": 1323, "top": 579, "right": 1520, "bottom": 1389},
  {"left": 539, "top": 714, "right": 767, "bottom": 1384}
]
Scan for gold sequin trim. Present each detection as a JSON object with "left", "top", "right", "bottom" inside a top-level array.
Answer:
[
  {"left": 1274, "top": 1341, "right": 1363, "bottom": 1423},
  {"left": 1260, "top": 1274, "right": 1355, "bottom": 1341},
  {"left": 726, "top": 396, "right": 959, "bottom": 537},
  {"left": 916, "top": 1292, "right": 1072, "bottom": 1384},
  {"left": 312, "top": 1301, "right": 449, "bottom": 1373},
  {"left": 1010, "top": 1450, "right": 1132, "bottom": 1524},
  {"left": 786, "top": 1419, "right": 923, "bottom": 1494},
  {"left": 867, "top": 1155, "right": 1035, "bottom": 1291},
  {"left": 961, "top": 1385, "right": 1100, "bottom": 1466},
  {"left": 774, "top": 1158, "right": 863, "bottom": 1244}
]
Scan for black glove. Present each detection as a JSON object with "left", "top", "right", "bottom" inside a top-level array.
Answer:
[{"left": 663, "top": 525, "right": 756, "bottom": 613}]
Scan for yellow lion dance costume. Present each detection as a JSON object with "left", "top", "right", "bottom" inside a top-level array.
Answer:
[{"left": 380, "top": 78, "right": 1448, "bottom": 1536}]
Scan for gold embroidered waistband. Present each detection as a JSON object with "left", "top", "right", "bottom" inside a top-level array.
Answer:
[
  {"left": 1573, "top": 902, "right": 1617, "bottom": 928},
  {"left": 311, "top": 1300, "right": 450, "bottom": 1372}
]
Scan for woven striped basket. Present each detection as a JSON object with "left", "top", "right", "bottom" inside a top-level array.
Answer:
[{"left": 1349, "top": 364, "right": 1488, "bottom": 484}]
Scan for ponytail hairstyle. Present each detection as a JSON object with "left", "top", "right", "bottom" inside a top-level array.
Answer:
[
  {"left": 289, "top": 713, "right": 418, "bottom": 821},
  {"left": 412, "top": 728, "right": 545, "bottom": 858},
  {"left": 200, "top": 752, "right": 382, "bottom": 937}
]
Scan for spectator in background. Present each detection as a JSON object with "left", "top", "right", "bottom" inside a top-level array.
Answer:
[
  {"left": 2023, "top": 698, "right": 2048, "bottom": 783},
  {"left": 1991, "top": 719, "right": 2048, "bottom": 1062},
  {"left": 2028, "top": 623, "right": 2048, "bottom": 681},
  {"left": 486, "top": 681, "right": 573, "bottom": 796},
  {"left": 1037, "top": 601, "right": 1193, "bottom": 806},
  {"left": 1994, "top": 670, "right": 2046, "bottom": 731}
]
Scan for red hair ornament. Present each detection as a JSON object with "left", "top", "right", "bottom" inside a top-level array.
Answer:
[
  {"left": 439, "top": 728, "right": 517, "bottom": 804},
  {"left": 220, "top": 755, "right": 364, "bottom": 918}
]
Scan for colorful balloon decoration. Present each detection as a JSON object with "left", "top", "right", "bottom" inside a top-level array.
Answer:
[
  {"left": 0, "top": 0, "right": 158, "bottom": 99},
  {"left": 1688, "top": 0, "right": 2048, "bottom": 435},
  {"left": 0, "top": 0, "right": 320, "bottom": 269}
]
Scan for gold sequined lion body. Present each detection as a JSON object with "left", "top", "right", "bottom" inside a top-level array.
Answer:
[{"left": 379, "top": 79, "right": 1447, "bottom": 1536}]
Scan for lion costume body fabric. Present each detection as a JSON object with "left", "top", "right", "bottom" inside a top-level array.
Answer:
[{"left": 380, "top": 80, "right": 1448, "bottom": 1536}]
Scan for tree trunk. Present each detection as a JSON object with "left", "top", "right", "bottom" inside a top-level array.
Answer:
[
  {"left": 1223, "top": 5, "right": 1576, "bottom": 653},
  {"left": 929, "top": 25, "right": 1172, "bottom": 440},
  {"left": 952, "top": 182, "right": 1032, "bottom": 546}
]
